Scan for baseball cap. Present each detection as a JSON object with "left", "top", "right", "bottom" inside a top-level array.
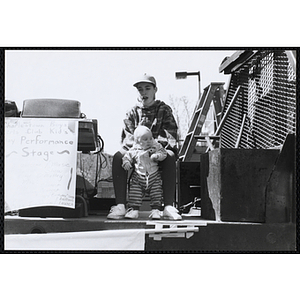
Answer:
[{"left": 133, "top": 73, "right": 156, "bottom": 87}]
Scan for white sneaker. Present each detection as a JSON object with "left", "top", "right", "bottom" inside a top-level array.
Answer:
[
  {"left": 107, "top": 204, "right": 126, "bottom": 219},
  {"left": 149, "top": 209, "right": 161, "bottom": 220},
  {"left": 125, "top": 208, "right": 139, "bottom": 219},
  {"left": 163, "top": 205, "right": 182, "bottom": 220}
]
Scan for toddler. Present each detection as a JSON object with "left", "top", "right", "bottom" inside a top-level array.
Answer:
[{"left": 122, "top": 125, "right": 167, "bottom": 219}]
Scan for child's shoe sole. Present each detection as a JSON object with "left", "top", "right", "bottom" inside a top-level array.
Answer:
[
  {"left": 163, "top": 214, "right": 182, "bottom": 220},
  {"left": 107, "top": 215, "right": 125, "bottom": 220}
]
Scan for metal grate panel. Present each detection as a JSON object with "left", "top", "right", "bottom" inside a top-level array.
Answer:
[{"left": 221, "top": 50, "right": 296, "bottom": 149}]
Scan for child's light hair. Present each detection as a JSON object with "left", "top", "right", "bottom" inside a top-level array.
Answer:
[{"left": 134, "top": 125, "right": 152, "bottom": 143}]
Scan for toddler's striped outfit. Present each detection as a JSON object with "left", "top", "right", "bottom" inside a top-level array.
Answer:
[{"left": 122, "top": 140, "right": 167, "bottom": 210}]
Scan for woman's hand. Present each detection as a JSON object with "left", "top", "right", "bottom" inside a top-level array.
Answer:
[{"left": 122, "top": 161, "right": 132, "bottom": 171}]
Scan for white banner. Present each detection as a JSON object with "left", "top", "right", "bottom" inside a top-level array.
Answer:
[
  {"left": 5, "top": 118, "right": 79, "bottom": 211},
  {"left": 5, "top": 229, "right": 146, "bottom": 251}
]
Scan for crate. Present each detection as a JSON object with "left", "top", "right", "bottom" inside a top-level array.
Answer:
[
  {"left": 201, "top": 148, "right": 279, "bottom": 222},
  {"left": 97, "top": 181, "right": 115, "bottom": 198}
]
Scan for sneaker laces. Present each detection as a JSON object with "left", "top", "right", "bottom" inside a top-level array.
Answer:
[
  {"left": 109, "top": 205, "right": 117, "bottom": 213},
  {"left": 149, "top": 209, "right": 161, "bottom": 218},
  {"left": 109, "top": 205, "right": 124, "bottom": 214}
]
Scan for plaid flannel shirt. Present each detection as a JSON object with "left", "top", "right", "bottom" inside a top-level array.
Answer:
[{"left": 121, "top": 100, "right": 178, "bottom": 152}]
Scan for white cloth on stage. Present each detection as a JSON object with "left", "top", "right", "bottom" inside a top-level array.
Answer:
[{"left": 5, "top": 229, "right": 146, "bottom": 251}]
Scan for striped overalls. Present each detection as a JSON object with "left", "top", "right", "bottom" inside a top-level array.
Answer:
[
  {"left": 128, "top": 170, "right": 163, "bottom": 209},
  {"left": 122, "top": 139, "right": 167, "bottom": 210}
]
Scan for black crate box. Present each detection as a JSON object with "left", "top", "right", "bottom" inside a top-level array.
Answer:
[{"left": 200, "top": 148, "right": 279, "bottom": 222}]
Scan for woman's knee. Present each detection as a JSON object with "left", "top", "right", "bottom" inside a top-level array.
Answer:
[
  {"left": 166, "top": 149, "right": 176, "bottom": 161},
  {"left": 113, "top": 149, "right": 127, "bottom": 165},
  {"left": 162, "top": 150, "right": 176, "bottom": 165},
  {"left": 113, "top": 151, "right": 123, "bottom": 163},
  {"left": 159, "top": 150, "right": 176, "bottom": 172}
]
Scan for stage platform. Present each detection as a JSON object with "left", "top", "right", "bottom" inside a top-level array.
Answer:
[{"left": 4, "top": 210, "right": 296, "bottom": 252}]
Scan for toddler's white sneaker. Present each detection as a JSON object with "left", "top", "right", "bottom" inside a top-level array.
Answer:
[
  {"left": 149, "top": 209, "right": 161, "bottom": 220},
  {"left": 107, "top": 204, "right": 126, "bottom": 219},
  {"left": 125, "top": 208, "right": 139, "bottom": 219}
]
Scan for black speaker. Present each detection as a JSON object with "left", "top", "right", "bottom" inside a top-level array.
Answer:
[
  {"left": 21, "top": 98, "right": 81, "bottom": 118},
  {"left": 78, "top": 119, "right": 98, "bottom": 152},
  {"left": 5, "top": 100, "right": 20, "bottom": 117},
  {"left": 20, "top": 98, "right": 98, "bottom": 153}
]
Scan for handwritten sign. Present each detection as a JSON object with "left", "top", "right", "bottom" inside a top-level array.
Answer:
[{"left": 5, "top": 118, "right": 79, "bottom": 212}]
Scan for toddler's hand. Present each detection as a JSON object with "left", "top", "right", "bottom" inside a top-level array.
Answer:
[
  {"left": 122, "top": 161, "right": 132, "bottom": 171},
  {"left": 150, "top": 153, "right": 159, "bottom": 162}
]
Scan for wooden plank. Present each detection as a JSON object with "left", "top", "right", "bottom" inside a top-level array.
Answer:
[
  {"left": 235, "top": 114, "right": 247, "bottom": 148},
  {"left": 214, "top": 86, "right": 241, "bottom": 136},
  {"left": 194, "top": 135, "right": 220, "bottom": 140},
  {"left": 213, "top": 85, "right": 224, "bottom": 126},
  {"left": 219, "top": 51, "right": 256, "bottom": 74},
  {"left": 285, "top": 50, "right": 296, "bottom": 74},
  {"left": 205, "top": 136, "right": 215, "bottom": 151}
]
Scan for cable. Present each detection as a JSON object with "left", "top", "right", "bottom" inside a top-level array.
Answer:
[{"left": 78, "top": 133, "right": 110, "bottom": 199}]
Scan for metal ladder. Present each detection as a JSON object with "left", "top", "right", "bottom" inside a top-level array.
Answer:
[{"left": 178, "top": 82, "right": 225, "bottom": 161}]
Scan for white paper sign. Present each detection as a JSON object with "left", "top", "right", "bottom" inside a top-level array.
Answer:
[{"left": 5, "top": 118, "right": 79, "bottom": 211}]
